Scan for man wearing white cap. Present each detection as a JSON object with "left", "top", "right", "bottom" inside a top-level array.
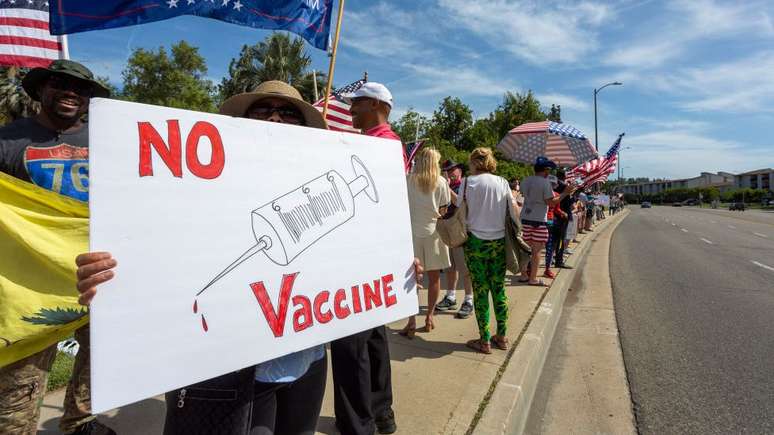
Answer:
[
  {"left": 345, "top": 82, "right": 408, "bottom": 172},
  {"left": 329, "top": 82, "right": 402, "bottom": 435}
]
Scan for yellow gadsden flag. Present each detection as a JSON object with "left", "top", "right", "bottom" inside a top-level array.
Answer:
[{"left": 0, "top": 171, "right": 89, "bottom": 367}]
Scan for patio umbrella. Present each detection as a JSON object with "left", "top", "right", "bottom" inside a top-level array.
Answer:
[{"left": 496, "top": 121, "right": 598, "bottom": 167}]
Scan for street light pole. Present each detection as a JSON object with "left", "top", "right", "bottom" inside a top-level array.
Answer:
[
  {"left": 618, "top": 146, "right": 631, "bottom": 181},
  {"left": 593, "top": 81, "right": 623, "bottom": 152}
]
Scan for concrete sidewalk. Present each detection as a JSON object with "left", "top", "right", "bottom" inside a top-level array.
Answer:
[{"left": 38, "top": 213, "right": 627, "bottom": 435}]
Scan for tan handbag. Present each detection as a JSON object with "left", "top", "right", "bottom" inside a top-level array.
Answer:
[{"left": 437, "top": 179, "right": 468, "bottom": 248}]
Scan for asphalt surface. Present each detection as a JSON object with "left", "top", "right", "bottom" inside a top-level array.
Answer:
[{"left": 610, "top": 206, "right": 774, "bottom": 434}]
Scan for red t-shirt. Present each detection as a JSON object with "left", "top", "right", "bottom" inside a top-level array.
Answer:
[
  {"left": 547, "top": 191, "right": 562, "bottom": 221},
  {"left": 365, "top": 123, "right": 409, "bottom": 174}
]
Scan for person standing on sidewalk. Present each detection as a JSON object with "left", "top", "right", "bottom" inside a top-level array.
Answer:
[
  {"left": 0, "top": 60, "right": 114, "bottom": 435},
  {"left": 400, "top": 148, "right": 451, "bottom": 337},
  {"left": 553, "top": 170, "right": 573, "bottom": 269},
  {"left": 460, "top": 148, "right": 519, "bottom": 354},
  {"left": 519, "top": 157, "right": 576, "bottom": 286},
  {"left": 543, "top": 176, "right": 566, "bottom": 279},
  {"left": 332, "top": 82, "right": 403, "bottom": 435},
  {"left": 436, "top": 159, "right": 474, "bottom": 319}
]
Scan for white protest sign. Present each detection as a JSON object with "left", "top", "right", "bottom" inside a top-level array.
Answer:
[{"left": 87, "top": 99, "right": 417, "bottom": 413}]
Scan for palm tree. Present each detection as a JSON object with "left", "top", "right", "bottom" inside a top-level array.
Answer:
[
  {"left": 0, "top": 67, "right": 39, "bottom": 124},
  {"left": 219, "top": 32, "right": 327, "bottom": 103}
]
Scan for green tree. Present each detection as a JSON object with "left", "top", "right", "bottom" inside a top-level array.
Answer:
[
  {"left": 0, "top": 67, "right": 39, "bottom": 124},
  {"left": 428, "top": 96, "right": 473, "bottom": 146},
  {"left": 462, "top": 118, "right": 499, "bottom": 151},
  {"left": 122, "top": 41, "right": 215, "bottom": 112},
  {"left": 219, "top": 33, "right": 326, "bottom": 103},
  {"left": 391, "top": 108, "right": 430, "bottom": 143},
  {"left": 490, "top": 91, "right": 547, "bottom": 139},
  {"left": 547, "top": 104, "right": 561, "bottom": 122}
]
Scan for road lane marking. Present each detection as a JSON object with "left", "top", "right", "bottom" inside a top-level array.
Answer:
[
  {"left": 754, "top": 232, "right": 768, "bottom": 238},
  {"left": 710, "top": 220, "right": 717, "bottom": 224},
  {"left": 672, "top": 223, "right": 677, "bottom": 226},
  {"left": 681, "top": 229, "right": 689, "bottom": 233},
  {"left": 701, "top": 238, "right": 713, "bottom": 244},
  {"left": 752, "top": 261, "right": 774, "bottom": 272},
  {"left": 728, "top": 225, "right": 736, "bottom": 229}
]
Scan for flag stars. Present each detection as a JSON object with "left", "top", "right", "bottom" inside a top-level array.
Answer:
[
  {"left": 166, "top": 0, "right": 178, "bottom": 6},
  {"left": 187, "top": 0, "right": 195, "bottom": 4},
  {"left": 221, "top": 0, "right": 229, "bottom": 5},
  {"left": 233, "top": 0, "right": 242, "bottom": 10}
]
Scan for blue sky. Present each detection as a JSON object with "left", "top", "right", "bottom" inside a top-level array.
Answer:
[{"left": 69, "top": 0, "right": 774, "bottom": 180}]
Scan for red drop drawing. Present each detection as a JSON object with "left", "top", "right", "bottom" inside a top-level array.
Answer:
[
  {"left": 201, "top": 314, "right": 208, "bottom": 332},
  {"left": 193, "top": 299, "right": 198, "bottom": 314}
]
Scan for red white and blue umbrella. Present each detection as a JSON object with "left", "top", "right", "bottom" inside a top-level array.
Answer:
[{"left": 496, "top": 121, "right": 598, "bottom": 167}]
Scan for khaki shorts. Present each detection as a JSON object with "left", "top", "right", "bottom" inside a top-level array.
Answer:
[
  {"left": 449, "top": 245, "right": 468, "bottom": 273},
  {"left": 413, "top": 232, "right": 451, "bottom": 272}
]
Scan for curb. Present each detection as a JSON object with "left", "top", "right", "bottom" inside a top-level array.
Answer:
[{"left": 474, "top": 209, "right": 630, "bottom": 435}]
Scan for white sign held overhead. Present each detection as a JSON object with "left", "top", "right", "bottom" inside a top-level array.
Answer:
[{"left": 88, "top": 98, "right": 417, "bottom": 413}]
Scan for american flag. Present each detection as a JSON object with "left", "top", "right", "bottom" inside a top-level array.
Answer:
[
  {"left": 0, "top": 1, "right": 68, "bottom": 68},
  {"left": 404, "top": 140, "right": 424, "bottom": 172},
  {"left": 313, "top": 79, "right": 365, "bottom": 133},
  {"left": 567, "top": 133, "right": 624, "bottom": 187}
]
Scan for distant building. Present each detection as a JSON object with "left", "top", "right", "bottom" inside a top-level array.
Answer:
[
  {"left": 620, "top": 172, "right": 737, "bottom": 196},
  {"left": 734, "top": 168, "right": 773, "bottom": 191}
]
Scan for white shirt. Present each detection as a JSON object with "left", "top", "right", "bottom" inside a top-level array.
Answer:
[
  {"left": 407, "top": 175, "right": 451, "bottom": 238},
  {"left": 456, "top": 173, "right": 516, "bottom": 240}
]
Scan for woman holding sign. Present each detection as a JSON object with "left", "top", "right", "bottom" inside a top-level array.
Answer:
[{"left": 76, "top": 81, "right": 329, "bottom": 435}]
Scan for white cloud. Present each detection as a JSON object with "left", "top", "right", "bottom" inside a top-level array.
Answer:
[
  {"left": 604, "top": 0, "right": 774, "bottom": 69},
  {"left": 437, "top": 0, "right": 612, "bottom": 66},
  {"left": 401, "top": 63, "right": 520, "bottom": 98},
  {"left": 668, "top": 51, "right": 774, "bottom": 112},
  {"left": 536, "top": 93, "right": 590, "bottom": 111}
]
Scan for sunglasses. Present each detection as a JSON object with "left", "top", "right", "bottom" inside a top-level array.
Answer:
[
  {"left": 246, "top": 104, "right": 303, "bottom": 123},
  {"left": 46, "top": 75, "right": 93, "bottom": 97}
]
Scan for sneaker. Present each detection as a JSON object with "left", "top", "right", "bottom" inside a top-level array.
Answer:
[
  {"left": 435, "top": 295, "right": 457, "bottom": 311},
  {"left": 565, "top": 248, "right": 575, "bottom": 255},
  {"left": 543, "top": 269, "right": 556, "bottom": 279},
  {"left": 375, "top": 410, "right": 397, "bottom": 434},
  {"left": 456, "top": 300, "right": 474, "bottom": 319},
  {"left": 65, "top": 420, "right": 116, "bottom": 435}
]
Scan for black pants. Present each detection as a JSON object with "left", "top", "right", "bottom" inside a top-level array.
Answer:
[
  {"left": 251, "top": 356, "right": 327, "bottom": 435},
  {"left": 164, "top": 357, "right": 327, "bottom": 435},
  {"left": 330, "top": 326, "right": 393, "bottom": 435},
  {"left": 550, "top": 219, "right": 567, "bottom": 267}
]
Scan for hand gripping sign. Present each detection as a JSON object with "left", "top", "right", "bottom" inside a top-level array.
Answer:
[{"left": 194, "top": 155, "right": 379, "bottom": 330}]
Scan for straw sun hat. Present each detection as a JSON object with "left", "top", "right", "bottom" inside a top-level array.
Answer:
[{"left": 219, "top": 80, "right": 327, "bottom": 129}]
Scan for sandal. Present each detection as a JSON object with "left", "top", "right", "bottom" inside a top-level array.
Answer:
[
  {"left": 466, "top": 339, "right": 492, "bottom": 354},
  {"left": 491, "top": 336, "right": 509, "bottom": 350},
  {"left": 528, "top": 280, "right": 547, "bottom": 287},
  {"left": 398, "top": 324, "right": 416, "bottom": 339}
]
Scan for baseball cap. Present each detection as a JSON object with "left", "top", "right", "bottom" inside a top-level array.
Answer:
[
  {"left": 535, "top": 156, "right": 557, "bottom": 169},
  {"left": 342, "top": 82, "right": 393, "bottom": 107}
]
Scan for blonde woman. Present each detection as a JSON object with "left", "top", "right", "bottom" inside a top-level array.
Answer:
[
  {"left": 400, "top": 147, "right": 451, "bottom": 337},
  {"left": 459, "top": 147, "right": 519, "bottom": 354}
]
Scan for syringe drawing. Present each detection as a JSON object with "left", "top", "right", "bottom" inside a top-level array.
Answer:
[{"left": 193, "top": 155, "right": 380, "bottom": 331}]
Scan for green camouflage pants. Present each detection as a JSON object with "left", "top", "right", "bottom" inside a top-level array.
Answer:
[
  {"left": 463, "top": 234, "right": 508, "bottom": 342},
  {"left": 0, "top": 325, "right": 94, "bottom": 434}
]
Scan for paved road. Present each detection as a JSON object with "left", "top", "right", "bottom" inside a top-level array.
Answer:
[{"left": 610, "top": 206, "right": 774, "bottom": 434}]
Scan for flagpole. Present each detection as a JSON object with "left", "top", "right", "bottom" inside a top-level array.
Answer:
[
  {"left": 312, "top": 70, "right": 319, "bottom": 101},
  {"left": 322, "top": 0, "right": 345, "bottom": 120}
]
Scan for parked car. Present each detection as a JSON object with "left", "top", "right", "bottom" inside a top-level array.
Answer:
[
  {"left": 641, "top": 201, "right": 652, "bottom": 208},
  {"left": 729, "top": 202, "right": 746, "bottom": 211},
  {"left": 682, "top": 199, "right": 699, "bottom": 206},
  {"left": 672, "top": 202, "right": 682, "bottom": 207}
]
